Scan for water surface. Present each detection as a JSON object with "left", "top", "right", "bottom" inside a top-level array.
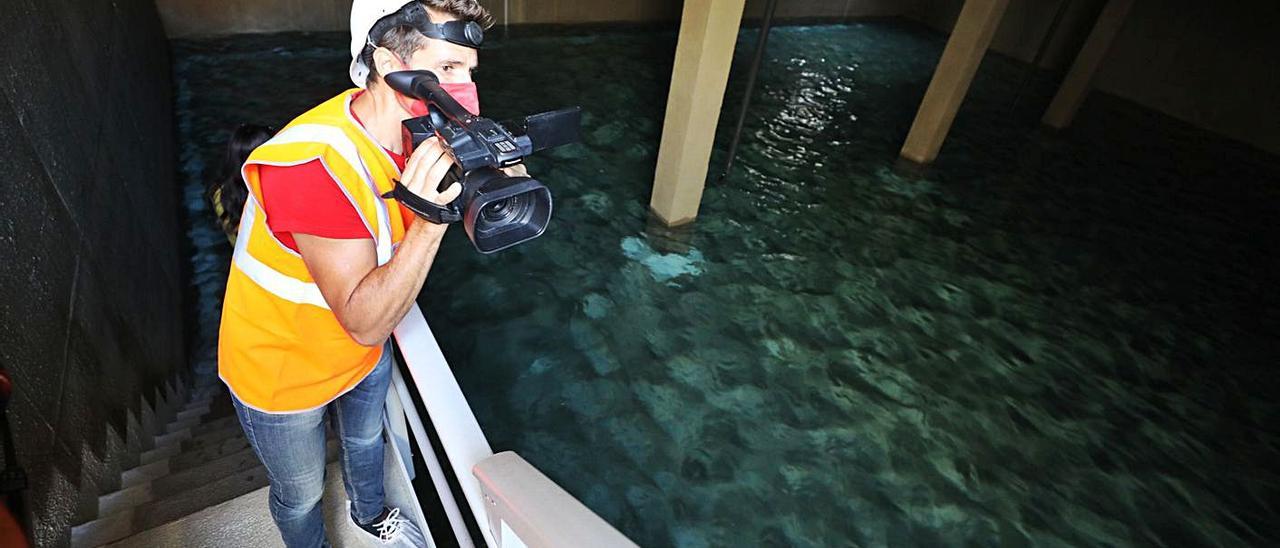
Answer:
[{"left": 175, "top": 22, "right": 1280, "bottom": 547}]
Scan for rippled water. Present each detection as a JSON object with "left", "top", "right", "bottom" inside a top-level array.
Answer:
[{"left": 175, "top": 22, "right": 1280, "bottom": 547}]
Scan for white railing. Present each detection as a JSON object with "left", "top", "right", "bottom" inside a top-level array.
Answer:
[
  {"left": 391, "top": 302, "right": 494, "bottom": 548},
  {"left": 384, "top": 302, "right": 636, "bottom": 548},
  {"left": 474, "top": 452, "right": 639, "bottom": 548}
]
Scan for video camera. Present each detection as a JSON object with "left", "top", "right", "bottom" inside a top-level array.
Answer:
[{"left": 382, "top": 70, "right": 581, "bottom": 254}]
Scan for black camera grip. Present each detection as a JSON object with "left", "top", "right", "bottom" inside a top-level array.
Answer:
[{"left": 381, "top": 180, "right": 463, "bottom": 224}]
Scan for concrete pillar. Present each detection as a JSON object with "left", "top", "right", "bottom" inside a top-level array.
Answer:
[
  {"left": 899, "top": 0, "right": 1010, "bottom": 164},
  {"left": 649, "top": 0, "right": 746, "bottom": 227},
  {"left": 1042, "top": 0, "right": 1135, "bottom": 129}
]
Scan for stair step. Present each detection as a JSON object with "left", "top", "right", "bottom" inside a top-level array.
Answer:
[
  {"left": 165, "top": 416, "right": 201, "bottom": 435},
  {"left": 150, "top": 408, "right": 234, "bottom": 451},
  {"left": 99, "top": 441, "right": 340, "bottom": 520},
  {"left": 160, "top": 419, "right": 340, "bottom": 475},
  {"left": 189, "top": 415, "right": 238, "bottom": 438},
  {"left": 106, "top": 461, "right": 377, "bottom": 548},
  {"left": 77, "top": 450, "right": 341, "bottom": 547},
  {"left": 182, "top": 395, "right": 214, "bottom": 412},
  {"left": 73, "top": 468, "right": 268, "bottom": 547},
  {"left": 99, "top": 484, "right": 153, "bottom": 518},
  {"left": 178, "top": 423, "right": 244, "bottom": 452},
  {"left": 152, "top": 428, "right": 192, "bottom": 450},
  {"left": 121, "top": 460, "right": 169, "bottom": 489},
  {"left": 174, "top": 404, "right": 210, "bottom": 422},
  {"left": 179, "top": 398, "right": 234, "bottom": 426},
  {"left": 71, "top": 509, "right": 135, "bottom": 548},
  {"left": 122, "top": 424, "right": 247, "bottom": 488},
  {"left": 69, "top": 376, "right": 229, "bottom": 543},
  {"left": 145, "top": 408, "right": 233, "bottom": 447},
  {"left": 136, "top": 468, "right": 270, "bottom": 532},
  {"left": 162, "top": 441, "right": 340, "bottom": 505},
  {"left": 190, "top": 384, "right": 223, "bottom": 400},
  {"left": 138, "top": 443, "right": 181, "bottom": 466},
  {"left": 182, "top": 388, "right": 224, "bottom": 412},
  {"left": 169, "top": 435, "right": 252, "bottom": 473},
  {"left": 191, "top": 378, "right": 221, "bottom": 390}
]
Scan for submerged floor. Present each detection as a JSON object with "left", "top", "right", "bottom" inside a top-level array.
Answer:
[{"left": 176, "top": 22, "right": 1280, "bottom": 547}]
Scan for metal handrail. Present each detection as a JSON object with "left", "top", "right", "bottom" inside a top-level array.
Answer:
[
  {"left": 389, "top": 364, "right": 475, "bottom": 547},
  {"left": 389, "top": 302, "right": 496, "bottom": 548}
]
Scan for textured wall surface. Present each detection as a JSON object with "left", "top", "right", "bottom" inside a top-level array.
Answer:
[
  {"left": 907, "top": 0, "right": 1280, "bottom": 155},
  {"left": 907, "top": 0, "right": 1107, "bottom": 70},
  {"left": 153, "top": 0, "right": 902, "bottom": 36},
  {"left": 0, "top": 0, "right": 184, "bottom": 545},
  {"left": 1091, "top": 0, "right": 1280, "bottom": 156},
  {"left": 151, "top": 0, "right": 1278, "bottom": 155}
]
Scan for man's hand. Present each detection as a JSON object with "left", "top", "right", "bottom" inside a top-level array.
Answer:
[
  {"left": 402, "top": 136, "right": 461, "bottom": 206},
  {"left": 501, "top": 163, "right": 530, "bottom": 178}
]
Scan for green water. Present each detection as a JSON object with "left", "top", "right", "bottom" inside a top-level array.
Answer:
[{"left": 176, "top": 22, "right": 1280, "bottom": 547}]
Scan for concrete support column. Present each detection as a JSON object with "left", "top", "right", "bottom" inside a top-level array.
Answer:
[
  {"left": 649, "top": 0, "right": 746, "bottom": 227},
  {"left": 1042, "top": 0, "right": 1135, "bottom": 129},
  {"left": 899, "top": 0, "right": 1010, "bottom": 164}
]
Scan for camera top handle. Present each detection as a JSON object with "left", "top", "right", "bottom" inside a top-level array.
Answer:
[
  {"left": 383, "top": 70, "right": 531, "bottom": 173},
  {"left": 383, "top": 70, "right": 469, "bottom": 128}
]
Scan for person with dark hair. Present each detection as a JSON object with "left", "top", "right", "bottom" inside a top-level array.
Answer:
[
  {"left": 218, "top": 1, "right": 495, "bottom": 546},
  {"left": 205, "top": 124, "right": 275, "bottom": 244}
]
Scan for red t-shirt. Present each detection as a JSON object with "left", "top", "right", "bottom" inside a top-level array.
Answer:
[{"left": 258, "top": 95, "right": 407, "bottom": 252}]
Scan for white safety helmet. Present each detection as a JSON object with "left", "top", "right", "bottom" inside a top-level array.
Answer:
[{"left": 349, "top": 0, "right": 419, "bottom": 88}]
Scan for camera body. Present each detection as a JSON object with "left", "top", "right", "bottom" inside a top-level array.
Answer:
[
  {"left": 404, "top": 110, "right": 529, "bottom": 171},
  {"left": 385, "top": 70, "right": 580, "bottom": 254}
]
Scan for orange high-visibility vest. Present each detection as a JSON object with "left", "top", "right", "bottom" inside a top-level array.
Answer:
[{"left": 218, "top": 90, "right": 408, "bottom": 413}]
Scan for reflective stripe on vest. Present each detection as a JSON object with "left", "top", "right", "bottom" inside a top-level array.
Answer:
[
  {"left": 267, "top": 123, "right": 393, "bottom": 265},
  {"left": 231, "top": 200, "right": 330, "bottom": 309}
]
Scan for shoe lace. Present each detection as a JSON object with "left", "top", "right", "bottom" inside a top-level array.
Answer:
[{"left": 376, "top": 507, "right": 407, "bottom": 542}]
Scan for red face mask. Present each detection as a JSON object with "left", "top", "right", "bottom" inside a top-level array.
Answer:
[
  {"left": 440, "top": 82, "right": 480, "bottom": 115},
  {"left": 386, "top": 53, "right": 481, "bottom": 116},
  {"left": 403, "top": 97, "right": 431, "bottom": 117},
  {"left": 395, "top": 81, "right": 480, "bottom": 118}
]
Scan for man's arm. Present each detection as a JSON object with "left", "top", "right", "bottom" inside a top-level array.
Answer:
[{"left": 295, "top": 137, "right": 461, "bottom": 347}]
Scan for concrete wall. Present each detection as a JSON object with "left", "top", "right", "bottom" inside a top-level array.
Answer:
[
  {"left": 495, "top": 0, "right": 902, "bottom": 24},
  {"left": 0, "top": 0, "right": 184, "bottom": 545},
  {"left": 156, "top": 0, "right": 353, "bottom": 37},
  {"left": 1091, "top": 0, "right": 1280, "bottom": 156},
  {"left": 153, "top": 0, "right": 902, "bottom": 36},
  {"left": 906, "top": 0, "right": 1280, "bottom": 155},
  {"left": 152, "top": 0, "right": 1279, "bottom": 154},
  {"left": 907, "top": 0, "right": 1106, "bottom": 70}
]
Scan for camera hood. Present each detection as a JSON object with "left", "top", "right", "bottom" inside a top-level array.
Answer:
[{"left": 462, "top": 169, "right": 553, "bottom": 254}]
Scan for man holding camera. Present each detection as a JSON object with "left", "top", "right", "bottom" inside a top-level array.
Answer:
[{"left": 217, "top": 1, "right": 493, "bottom": 546}]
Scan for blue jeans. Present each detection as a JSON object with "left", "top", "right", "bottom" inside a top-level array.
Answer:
[{"left": 232, "top": 346, "right": 392, "bottom": 548}]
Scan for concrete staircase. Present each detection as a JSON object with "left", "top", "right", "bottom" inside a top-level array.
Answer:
[
  {"left": 67, "top": 381, "right": 348, "bottom": 547},
  {"left": 67, "top": 381, "right": 248, "bottom": 546},
  {"left": 66, "top": 379, "right": 406, "bottom": 547}
]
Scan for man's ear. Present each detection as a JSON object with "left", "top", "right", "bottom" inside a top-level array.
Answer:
[{"left": 372, "top": 47, "right": 402, "bottom": 79}]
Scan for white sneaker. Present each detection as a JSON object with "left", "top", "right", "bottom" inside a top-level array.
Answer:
[{"left": 349, "top": 502, "right": 428, "bottom": 547}]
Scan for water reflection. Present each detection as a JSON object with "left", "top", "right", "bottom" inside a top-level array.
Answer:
[{"left": 175, "top": 23, "right": 1280, "bottom": 547}]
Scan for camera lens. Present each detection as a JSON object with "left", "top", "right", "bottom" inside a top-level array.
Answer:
[{"left": 479, "top": 194, "right": 531, "bottom": 226}]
